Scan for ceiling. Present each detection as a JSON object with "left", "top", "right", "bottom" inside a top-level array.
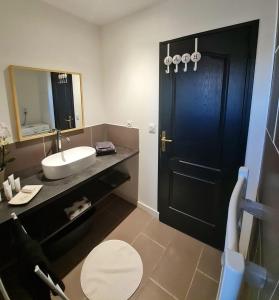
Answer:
[{"left": 40, "top": 0, "right": 165, "bottom": 25}]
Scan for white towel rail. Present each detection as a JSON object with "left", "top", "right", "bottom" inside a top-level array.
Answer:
[
  {"left": 0, "top": 278, "right": 11, "bottom": 300},
  {"left": 10, "top": 212, "right": 70, "bottom": 300},
  {"left": 34, "top": 265, "right": 70, "bottom": 300},
  {"left": 217, "top": 167, "right": 267, "bottom": 300},
  {"left": 224, "top": 167, "right": 248, "bottom": 252}
]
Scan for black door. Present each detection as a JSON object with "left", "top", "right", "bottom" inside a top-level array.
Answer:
[
  {"left": 51, "top": 72, "right": 76, "bottom": 130},
  {"left": 158, "top": 21, "right": 258, "bottom": 250}
]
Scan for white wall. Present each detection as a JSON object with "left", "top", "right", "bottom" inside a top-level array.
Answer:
[
  {"left": 0, "top": 0, "right": 104, "bottom": 140},
  {"left": 101, "top": 0, "right": 277, "bottom": 252},
  {"left": 14, "top": 69, "right": 52, "bottom": 126},
  {"left": 38, "top": 72, "right": 52, "bottom": 126},
  {"left": 46, "top": 73, "right": 55, "bottom": 128},
  {"left": 72, "top": 74, "right": 83, "bottom": 128},
  {"left": 14, "top": 69, "right": 42, "bottom": 124}
]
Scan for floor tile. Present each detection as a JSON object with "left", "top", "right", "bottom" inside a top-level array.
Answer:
[
  {"left": 50, "top": 196, "right": 222, "bottom": 300},
  {"left": 151, "top": 230, "right": 203, "bottom": 300},
  {"left": 198, "top": 244, "right": 222, "bottom": 281},
  {"left": 105, "top": 208, "right": 152, "bottom": 243},
  {"left": 186, "top": 271, "right": 218, "bottom": 300},
  {"left": 143, "top": 218, "right": 177, "bottom": 247},
  {"left": 62, "top": 261, "right": 86, "bottom": 300},
  {"left": 132, "top": 233, "right": 165, "bottom": 283},
  {"left": 135, "top": 279, "right": 175, "bottom": 300}
]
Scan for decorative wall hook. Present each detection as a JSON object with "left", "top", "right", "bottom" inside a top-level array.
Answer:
[
  {"left": 164, "top": 43, "right": 173, "bottom": 74},
  {"left": 173, "top": 54, "right": 182, "bottom": 73},
  {"left": 182, "top": 53, "right": 191, "bottom": 72},
  {"left": 191, "top": 38, "right": 201, "bottom": 71}
]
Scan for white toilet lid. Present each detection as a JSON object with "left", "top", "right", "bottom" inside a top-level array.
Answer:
[{"left": 80, "top": 240, "right": 143, "bottom": 300}]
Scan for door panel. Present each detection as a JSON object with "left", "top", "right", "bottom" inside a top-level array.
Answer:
[
  {"left": 51, "top": 72, "right": 76, "bottom": 130},
  {"left": 173, "top": 54, "right": 227, "bottom": 167},
  {"left": 158, "top": 21, "right": 258, "bottom": 249},
  {"left": 170, "top": 171, "right": 219, "bottom": 225}
]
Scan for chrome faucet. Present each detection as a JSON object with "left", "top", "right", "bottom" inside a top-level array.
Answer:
[
  {"left": 54, "top": 129, "right": 70, "bottom": 152},
  {"left": 56, "top": 130, "right": 62, "bottom": 152}
]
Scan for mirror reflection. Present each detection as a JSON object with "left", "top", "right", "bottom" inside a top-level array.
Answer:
[{"left": 11, "top": 66, "right": 83, "bottom": 139}]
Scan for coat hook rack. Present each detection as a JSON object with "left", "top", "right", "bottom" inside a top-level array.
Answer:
[
  {"left": 191, "top": 38, "right": 201, "bottom": 71},
  {"left": 164, "top": 43, "right": 173, "bottom": 74},
  {"left": 173, "top": 54, "right": 182, "bottom": 73},
  {"left": 182, "top": 53, "right": 191, "bottom": 72}
]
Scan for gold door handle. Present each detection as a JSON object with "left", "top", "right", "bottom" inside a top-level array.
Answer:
[
  {"left": 161, "top": 130, "right": 172, "bottom": 152},
  {"left": 161, "top": 137, "right": 173, "bottom": 143},
  {"left": 65, "top": 115, "right": 73, "bottom": 129}
]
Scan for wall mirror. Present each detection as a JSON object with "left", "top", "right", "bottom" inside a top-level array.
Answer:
[{"left": 9, "top": 65, "right": 84, "bottom": 141}]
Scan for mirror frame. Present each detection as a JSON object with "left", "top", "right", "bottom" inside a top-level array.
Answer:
[{"left": 9, "top": 65, "right": 85, "bottom": 141}]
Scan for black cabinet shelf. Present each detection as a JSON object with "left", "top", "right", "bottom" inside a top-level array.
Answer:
[
  {"left": 0, "top": 146, "right": 138, "bottom": 273},
  {"left": 39, "top": 170, "right": 130, "bottom": 246}
]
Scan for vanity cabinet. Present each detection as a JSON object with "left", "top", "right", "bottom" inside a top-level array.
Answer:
[{"left": 0, "top": 146, "right": 138, "bottom": 271}]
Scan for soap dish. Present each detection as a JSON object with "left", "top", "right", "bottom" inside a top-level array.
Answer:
[{"left": 8, "top": 185, "right": 43, "bottom": 206}]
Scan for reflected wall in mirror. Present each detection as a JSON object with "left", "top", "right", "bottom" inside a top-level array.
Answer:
[{"left": 9, "top": 66, "right": 84, "bottom": 141}]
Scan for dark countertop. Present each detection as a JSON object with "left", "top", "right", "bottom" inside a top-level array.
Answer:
[{"left": 0, "top": 146, "right": 138, "bottom": 225}]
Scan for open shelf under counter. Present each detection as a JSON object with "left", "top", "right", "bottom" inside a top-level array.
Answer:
[{"left": 39, "top": 170, "right": 131, "bottom": 245}]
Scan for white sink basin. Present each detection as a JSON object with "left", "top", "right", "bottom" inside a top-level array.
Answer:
[{"left": 42, "top": 146, "right": 96, "bottom": 180}]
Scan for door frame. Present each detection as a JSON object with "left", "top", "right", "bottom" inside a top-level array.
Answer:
[{"left": 158, "top": 20, "right": 259, "bottom": 242}]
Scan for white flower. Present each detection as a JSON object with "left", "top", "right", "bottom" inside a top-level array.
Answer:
[
  {"left": 0, "top": 138, "right": 8, "bottom": 146},
  {"left": 0, "top": 122, "right": 11, "bottom": 140}
]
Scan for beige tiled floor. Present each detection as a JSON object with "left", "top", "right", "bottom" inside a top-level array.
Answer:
[{"left": 53, "top": 195, "right": 222, "bottom": 300}]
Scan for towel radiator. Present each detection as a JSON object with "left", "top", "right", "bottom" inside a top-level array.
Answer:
[
  {"left": 0, "top": 278, "right": 11, "bottom": 300},
  {"left": 10, "top": 213, "right": 70, "bottom": 300},
  {"left": 34, "top": 265, "right": 70, "bottom": 300},
  {"left": 217, "top": 167, "right": 267, "bottom": 300}
]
